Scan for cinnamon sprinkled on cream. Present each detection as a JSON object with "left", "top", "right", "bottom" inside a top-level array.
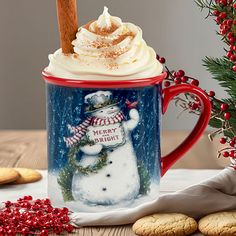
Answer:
[
  {"left": 83, "top": 20, "right": 95, "bottom": 31},
  {"left": 84, "top": 20, "right": 119, "bottom": 36},
  {"left": 89, "top": 32, "right": 135, "bottom": 50},
  {"left": 112, "top": 32, "right": 135, "bottom": 45},
  {"left": 92, "top": 23, "right": 119, "bottom": 36},
  {"left": 103, "top": 47, "right": 129, "bottom": 59}
]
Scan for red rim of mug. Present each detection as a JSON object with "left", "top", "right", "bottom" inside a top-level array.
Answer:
[{"left": 42, "top": 70, "right": 168, "bottom": 88}]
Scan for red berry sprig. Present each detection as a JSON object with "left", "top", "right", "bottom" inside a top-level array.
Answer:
[
  {"left": 159, "top": 62, "right": 203, "bottom": 112},
  {"left": 0, "top": 196, "right": 75, "bottom": 236},
  {"left": 212, "top": 0, "right": 236, "bottom": 71},
  {"left": 160, "top": 58, "right": 236, "bottom": 168},
  {"left": 170, "top": 0, "right": 236, "bottom": 169}
]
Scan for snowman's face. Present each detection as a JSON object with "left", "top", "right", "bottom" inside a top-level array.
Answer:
[{"left": 92, "top": 105, "right": 120, "bottom": 119}]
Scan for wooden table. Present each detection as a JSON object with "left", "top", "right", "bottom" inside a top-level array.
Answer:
[{"left": 0, "top": 130, "right": 220, "bottom": 235}]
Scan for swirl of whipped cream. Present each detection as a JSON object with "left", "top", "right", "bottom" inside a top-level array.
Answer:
[{"left": 46, "top": 7, "right": 163, "bottom": 80}]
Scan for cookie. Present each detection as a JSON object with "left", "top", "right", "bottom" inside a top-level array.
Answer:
[
  {"left": 132, "top": 213, "right": 198, "bottom": 236},
  {"left": 199, "top": 212, "right": 236, "bottom": 236},
  {"left": 13, "top": 168, "right": 42, "bottom": 184},
  {"left": 0, "top": 168, "right": 20, "bottom": 184}
]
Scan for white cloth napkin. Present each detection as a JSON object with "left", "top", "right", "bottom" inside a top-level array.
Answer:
[{"left": 71, "top": 167, "right": 236, "bottom": 226}]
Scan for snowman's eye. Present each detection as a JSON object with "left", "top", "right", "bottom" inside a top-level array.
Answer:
[{"left": 100, "top": 110, "right": 103, "bottom": 113}]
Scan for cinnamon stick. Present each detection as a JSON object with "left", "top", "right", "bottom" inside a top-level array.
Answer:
[{"left": 56, "top": 0, "right": 78, "bottom": 54}]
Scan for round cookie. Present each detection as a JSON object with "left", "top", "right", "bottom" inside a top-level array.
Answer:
[
  {"left": 0, "top": 168, "right": 20, "bottom": 184},
  {"left": 13, "top": 168, "right": 42, "bottom": 184},
  {"left": 199, "top": 212, "right": 236, "bottom": 236},
  {"left": 132, "top": 213, "right": 198, "bottom": 236}
]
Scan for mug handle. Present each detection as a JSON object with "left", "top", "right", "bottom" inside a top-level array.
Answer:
[{"left": 161, "top": 84, "right": 211, "bottom": 176}]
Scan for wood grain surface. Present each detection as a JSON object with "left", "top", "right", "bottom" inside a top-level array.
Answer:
[{"left": 0, "top": 130, "right": 221, "bottom": 235}]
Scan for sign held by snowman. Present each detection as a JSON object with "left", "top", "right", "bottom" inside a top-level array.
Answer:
[{"left": 63, "top": 91, "right": 141, "bottom": 205}]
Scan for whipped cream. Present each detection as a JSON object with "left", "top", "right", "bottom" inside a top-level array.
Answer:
[{"left": 46, "top": 7, "right": 163, "bottom": 80}]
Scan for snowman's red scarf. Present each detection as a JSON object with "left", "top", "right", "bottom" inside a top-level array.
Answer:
[{"left": 64, "top": 112, "right": 125, "bottom": 147}]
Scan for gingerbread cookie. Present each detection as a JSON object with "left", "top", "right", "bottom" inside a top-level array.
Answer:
[
  {"left": 0, "top": 168, "right": 20, "bottom": 184},
  {"left": 13, "top": 168, "right": 42, "bottom": 184},
  {"left": 132, "top": 213, "right": 198, "bottom": 236},
  {"left": 199, "top": 212, "right": 236, "bottom": 236}
]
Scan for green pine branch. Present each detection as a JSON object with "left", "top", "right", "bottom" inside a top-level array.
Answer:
[
  {"left": 203, "top": 57, "right": 236, "bottom": 99},
  {"left": 57, "top": 163, "right": 76, "bottom": 202},
  {"left": 195, "top": 0, "right": 215, "bottom": 11}
]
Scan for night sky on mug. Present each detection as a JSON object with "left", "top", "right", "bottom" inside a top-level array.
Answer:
[{"left": 46, "top": 84, "right": 161, "bottom": 179}]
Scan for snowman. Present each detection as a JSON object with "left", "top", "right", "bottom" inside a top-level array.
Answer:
[{"left": 64, "top": 91, "right": 140, "bottom": 205}]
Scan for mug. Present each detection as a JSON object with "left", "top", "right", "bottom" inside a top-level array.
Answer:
[{"left": 42, "top": 71, "right": 211, "bottom": 213}]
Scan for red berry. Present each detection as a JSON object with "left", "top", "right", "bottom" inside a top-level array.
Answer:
[
  {"left": 177, "top": 70, "right": 185, "bottom": 77},
  {"left": 40, "top": 230, "right": 49, "bottom": 236},
  {"left": 230, "top": 150, "right": 235, "bottom": 157},
  {"left": 233, "top": 3, "right": 236, "bottom": 8},
  {"left": 219, "top": 12, "right": 227, "bottom": 19},
  {"left": 173, "top": 71, "right": 178, "bottom": 78},
  {"left": 62, "top": 207, "right": 69, "bottom": 214},
  {"left": 227, "top": 32, "right": 233, "bottom": 39},
  {"left": 220, "top": 137, "right": 227, "bottom": 144},
  {"left": 21, "top": 227, "right": 30, "bottom": 234},
  {"left": 230, "top": 55, "right": 236, "bottom": 62},
  {"left": 229, "top": 37, "right": 235, "bottom": 44},
  {"left": 233, "top": 64, "right": 236, "bottom": 72},
  {"left": 181, "top": 76, "right": 188, "bottom": 83},
  {"left": 220, "top": 0, "right": 227, "bottom": 6},
  {"left": 227, "top": 51, "right": 232, "bottom": 58},
  {"left": 65, "top": 224, "right": 74, "bottom": 233},
  {"left": 230, "top": 141, "right": 235, "bottom": 147},
  {"left": 214, "top": 9, "right": 219, "bottom": 16},
  {"left": 221, "top": 29, "right": 227, "bottom": 35},
  {"left": 223, "top": 151, "right": 229, "bottom": 157},
  {"left": 164, "top": 81, "right": 170, "bottom": 87},
  {"left": 222, "top": 20, "right": 227, "bottom": 26},
  {"left": 224, "top": 112, "right": 231, "bottom": 120},
  {"left": 159, "top": 57, "right": 166, "bottom": 64},
  {"left": 191, "top": 79, "right": 199, "bottom": 86},
  {"left": 191, "top": 103, "right": 199, "bottom": 110},
  {"left": 224, "top": 25, "right": 230, "bottom": 31},
  {"left": 7, "top": 229, "right": 15, "bottom": 236},
  {"left": 216, "top": 17, "right": 221, "bottom": 24},
  {"left": 220, "top": 103, "right": 229, "bottom": 111},
  {"left": 227, "top": 20, "right": 232, "bottom": 26},
  {"left": 230, "top": 45, "right": 234, "bottom": 51},
  {"left": 174, "top": 78, "right": 181, "bottom": 84},
  {"left": 208, "top": 91, "right": 215, "bottom": 97}
]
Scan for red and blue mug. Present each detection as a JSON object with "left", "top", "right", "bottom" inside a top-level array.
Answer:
[{"left": 43, "top": 71, "right": 211, "bottom": 213}]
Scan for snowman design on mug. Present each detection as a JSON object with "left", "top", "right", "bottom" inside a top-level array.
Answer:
[{"left": 64, "top": 91, "right": 140, "bottom": 205}]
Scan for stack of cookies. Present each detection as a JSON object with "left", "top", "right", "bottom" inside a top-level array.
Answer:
[{"left": 0, "top": 168, "right": 42, "bottom": 185}]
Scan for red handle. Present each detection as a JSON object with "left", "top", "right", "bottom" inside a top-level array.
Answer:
[{"left": 161, "top": 84, "right": 211, "bottom": 176}]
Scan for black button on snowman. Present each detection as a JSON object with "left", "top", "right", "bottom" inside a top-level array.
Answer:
[{"left": 64, "top": 91, "right": 140, "bottom": 205}]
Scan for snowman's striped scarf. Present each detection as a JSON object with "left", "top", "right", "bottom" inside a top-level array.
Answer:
[{"left": 64, "top": 112, "right": 125, "bottom": 147}]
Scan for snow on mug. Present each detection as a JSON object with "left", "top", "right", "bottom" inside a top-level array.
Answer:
[{"left": 43, "top": 71, "right": 211, "bottom": 213}]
